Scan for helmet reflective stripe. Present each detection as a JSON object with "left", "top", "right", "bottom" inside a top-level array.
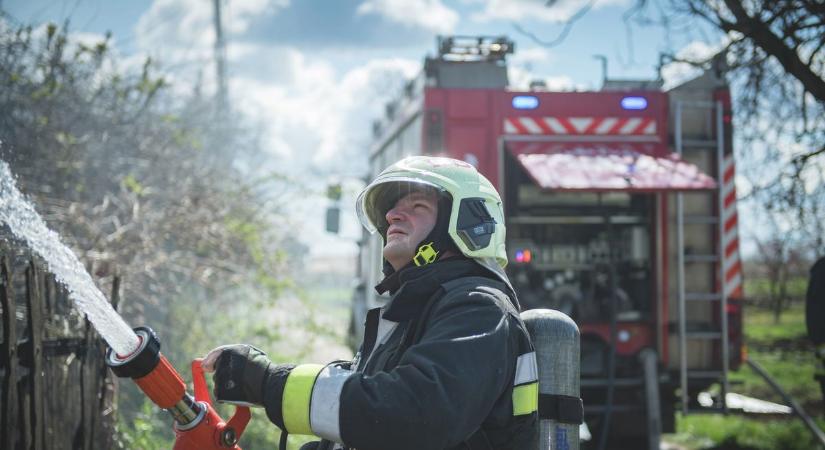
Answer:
[{"left": 357, "top": 156, "right": 508, "bottom": 268}]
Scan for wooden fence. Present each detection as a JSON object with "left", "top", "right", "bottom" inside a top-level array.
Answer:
[{"left": 0, "top": 239, "right": 117, "bottom": 449}]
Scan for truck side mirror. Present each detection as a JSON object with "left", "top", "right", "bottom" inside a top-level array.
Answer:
[{"left": 326, "top": 206, "right": 340, "bottom": 234}]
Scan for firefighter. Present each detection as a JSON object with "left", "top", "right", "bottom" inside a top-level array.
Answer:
[
  {"left": 806, "top": 256, "right": 825, "bottom": 407},
  {"left": 203, "top": 156, "right": 539, "bottom": 450}
]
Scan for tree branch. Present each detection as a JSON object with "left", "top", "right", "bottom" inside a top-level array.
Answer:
[
  {"left": 792, "top": 143, "right": 825, "bottom": 171},
  {"left": 512, "top": 0, "right": 596, "bottom": 48},
  {"left": 722, "top": 0, "right": 825, "bottom": 102}
]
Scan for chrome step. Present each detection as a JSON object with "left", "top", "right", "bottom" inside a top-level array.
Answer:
[
  {"left": 682, "top": 139, "right": 717, "bottom": 148},
  {"left": 684, "top": 254, "right": 718, "bottom": 263},
  {"left": 687, "top": 370, "right": 724, "bottom": 379},
  {"left": 686, "top": 331, "right": 723, "bottom": 339},
  {"left": 683, "top": 215, "right": 719, "bottom": 225},
  {"left": 685, "top": 292, "right": 722, "bottom": 301}
]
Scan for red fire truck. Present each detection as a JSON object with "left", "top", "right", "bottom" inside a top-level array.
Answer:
[{"left": 343, "top": 36, "right": 745, "bottom": 448}]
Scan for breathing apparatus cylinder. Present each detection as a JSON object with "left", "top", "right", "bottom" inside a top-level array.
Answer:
[
  {"left": 521, "top": 309, "right": 583, "bottom": 450},
  {"left": 105, "top": 327, "right": 250, "bottom": 449}
]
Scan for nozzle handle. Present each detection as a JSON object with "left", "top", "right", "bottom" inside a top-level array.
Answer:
[
  {"left": 192, "top": 359, "right": 212, "bottom": 405},
  {"left": 190, "top": 359, "right": 251, "bottom": 446},
  {"left": 225, "top": 404, "right": 251, "bottom": 445}
]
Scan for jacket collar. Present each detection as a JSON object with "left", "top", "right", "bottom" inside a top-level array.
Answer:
[{"left": 382, "top": 257, "right": 488, "bottom": 322}]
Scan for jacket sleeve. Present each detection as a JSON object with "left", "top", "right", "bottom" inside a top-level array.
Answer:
[{"left": 337, "top": 288, "right": 519, "bottom": 450}]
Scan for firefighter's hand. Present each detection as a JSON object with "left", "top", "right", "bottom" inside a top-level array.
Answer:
[{"left": 203, "top": 344, "right": 273, "bottom": 407}]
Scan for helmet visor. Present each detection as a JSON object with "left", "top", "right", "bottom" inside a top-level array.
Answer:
[{"left": 356, "top": 177, "right": 446, "bottom": 235}]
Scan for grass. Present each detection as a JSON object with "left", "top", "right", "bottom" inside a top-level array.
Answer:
[
  {"left": 742, "top": 300, "right": 807, "bottom": 342},
  {"left": 672, "top": 414, "right": 825, "bottom": 450},
  {"left": 743, "top": 277, "right": 809, "bottom": 301},
  {"left": 666, "top": 300, "right": 825, "bottom": 449}
]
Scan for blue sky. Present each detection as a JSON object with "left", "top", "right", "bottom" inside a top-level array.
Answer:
[{"left": 3, "top": 0, "right": 724, "bottom": 259}]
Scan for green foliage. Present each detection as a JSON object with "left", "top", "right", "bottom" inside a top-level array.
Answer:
[
  {"left": 122, "top": 174, "right": 144, "bottom": 196},
  {"left": 115, "top": 398, "right": 174, "bottom": 450},
  {"left": 742, "top": 301, "right": 807, "bottom": 343}
]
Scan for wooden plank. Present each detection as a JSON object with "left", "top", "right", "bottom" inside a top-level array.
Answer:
[
  {"left": 1, "top": 255, "right": 18, "bottom": 450},
  {"left": 25, "top": 261, "right": 44, "bottom": 450},
  {"left": 82, "top": 314, "right": 94, "bottom": 450}
]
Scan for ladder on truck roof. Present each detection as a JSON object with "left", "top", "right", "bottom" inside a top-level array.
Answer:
[{"left": 674, "top": 99, "right": 730, "bottom": 414}]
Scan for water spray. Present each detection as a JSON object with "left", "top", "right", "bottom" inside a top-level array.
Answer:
[{"left": 0, "top": 162, "right": 250, "bottom": 448}]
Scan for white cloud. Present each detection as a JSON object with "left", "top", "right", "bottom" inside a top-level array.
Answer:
[
  {"left": 226, "top": 47, "right": 419, "bottom": 259},
  {"left": 509, "top": 69, "right": 580, "bottom": 91},
  {"left": 508, "top": 47, "right": 584, "bottom": 91},
  {"left": 510, "top": 46, "right": 553, "bottom": 66},
  {"left": 356, "top": 0, "right": 459, "bottom": 34},
  {"left": 230, "top": 48, "right": 418, "bottom": 169},
  {"left": 473, "top": 0, "right": 628, "bottom": 23},
  {"left": 135, "top": 0, "right": 288, "bottom": 70},
  {"left": 222, "top": 0, "right": 290, "bottom": 34},
  {"left": 507, "top": 47, "right": 586, "bottom": 91},
  {"left": 660, "top": 40, "right": 726, "bottom": 89}
]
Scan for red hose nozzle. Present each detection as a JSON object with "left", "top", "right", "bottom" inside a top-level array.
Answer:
[{"left": 105, "top": 327, "right": 251, "bottom": 449}]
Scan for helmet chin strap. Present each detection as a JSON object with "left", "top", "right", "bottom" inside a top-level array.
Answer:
[{"left": 412, "top": 195, "right": 457, "bottom": 267}]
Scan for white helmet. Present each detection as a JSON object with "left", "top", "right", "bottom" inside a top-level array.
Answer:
[{"left": 356, "top": 156, "right": 510, "bottom": 284}]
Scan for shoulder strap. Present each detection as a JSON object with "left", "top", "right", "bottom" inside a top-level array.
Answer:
[{"left": 356, "top": 308, "right": 382, "bottom": 370}]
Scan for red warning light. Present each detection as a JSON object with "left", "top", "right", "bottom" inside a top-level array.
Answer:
[{"left": 515, "top": 249, "right": 532, "bottom": 263}]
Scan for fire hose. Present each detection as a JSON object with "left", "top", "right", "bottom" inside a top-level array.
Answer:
[{"left": 106, "top": 327, "right": 251, "bottom": 449}]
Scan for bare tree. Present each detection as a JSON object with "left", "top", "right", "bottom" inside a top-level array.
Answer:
[
  {"left": 662, "top": 1, "right": 825, "bottom": 247},
  {"left": 752, "top": 216, "right": 809, "bottom": 322}
]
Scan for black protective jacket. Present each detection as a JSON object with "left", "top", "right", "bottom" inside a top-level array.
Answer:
[{"left": 335, "top": 258, "right": 538, "bottom": 450}]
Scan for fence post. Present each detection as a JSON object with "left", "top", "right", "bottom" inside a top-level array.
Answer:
[
  {"left": 1, "top": 256, "right": 18, "bottom": 450},
  {"left": 25, "top": 261, "right": 45, "bottom": 450}
]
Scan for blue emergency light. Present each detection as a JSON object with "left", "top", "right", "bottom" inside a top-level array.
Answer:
[
  {"left": 621, "top": 96, "right": 648, "bottom": 110},
  {"left": 512, "top": 95, "right": 539, "bottom": 110}
]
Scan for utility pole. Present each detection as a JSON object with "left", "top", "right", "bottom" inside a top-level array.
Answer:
[
  {"left": 213, "top": 0, "right": 228, "bottom": 117},
  {"left": 593, "top": 54, "right": 608, "bottom": 89}
]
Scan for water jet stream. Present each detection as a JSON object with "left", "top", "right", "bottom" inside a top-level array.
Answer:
[{"left": 0, "top": 161, "right": 139, "bottom": 356}]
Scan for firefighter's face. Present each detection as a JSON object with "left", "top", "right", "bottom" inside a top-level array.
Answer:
[{"left": 383, "top": 190, "right": 439, "bottom": 270}]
